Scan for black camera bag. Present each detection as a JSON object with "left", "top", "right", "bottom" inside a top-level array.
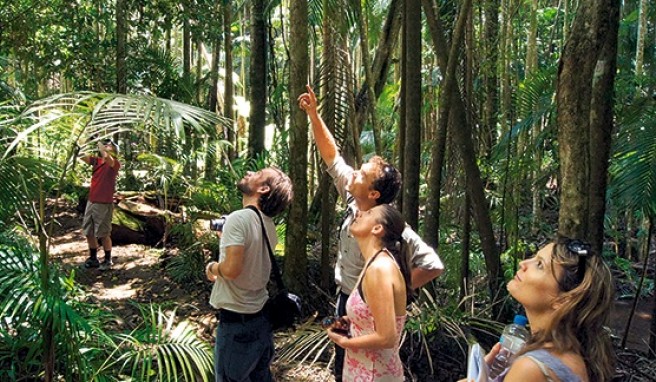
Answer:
[{"left": 246, "top": 206, "right": 302, "bottom": 330}]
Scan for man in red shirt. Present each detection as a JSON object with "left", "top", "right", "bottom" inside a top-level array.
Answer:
[{"left": 81, "top": 139, "right": 120, "bottom": 270}]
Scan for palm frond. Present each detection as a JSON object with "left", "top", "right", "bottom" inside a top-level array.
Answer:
[
  {"left": 0, "top": 234, "right": 41, "bottom": 324},
  {"left": 113, "top": 305, "right": 213, "bottom": 382},
  {"left": 493, "top": 65, "right": 557, "bottom": 161},
  {"left": 4, "top": 92, "right": 232, "bottom": 160},
  {"left": 609, "top": 100, "right": 656, "bottom": 216},
  {"left": 315, "top": 40, "right": 354, "bottom": 152},
  {"left": 0, "top": 156, "right": 59, "bottom": 228},
  {"left": 0, "top": 233, "right": 99, "bottom": 380},
  {"left": 276, "top": 322, "right": 334, "bottom": 366}
]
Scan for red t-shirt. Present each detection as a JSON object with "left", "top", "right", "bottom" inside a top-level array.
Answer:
[{"left": 88, "top": 157, "right": 120, "bottom": 203}]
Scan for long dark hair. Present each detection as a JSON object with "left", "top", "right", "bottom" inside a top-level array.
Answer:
[{"left": 376, "top": 205, "right": 412, "bottom": 302}]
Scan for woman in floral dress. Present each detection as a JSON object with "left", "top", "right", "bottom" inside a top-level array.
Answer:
[{"left": 326, "top": 205, "right": 412, "bottom": 381}]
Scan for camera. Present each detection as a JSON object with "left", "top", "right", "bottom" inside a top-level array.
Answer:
[
  {"left": 209, "top": 216, "right": 227, "bottom": 232},
  {"left": 321, "top": 316, "right": 350, "bottom": 336}
]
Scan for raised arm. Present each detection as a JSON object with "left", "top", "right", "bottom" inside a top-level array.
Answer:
[{"left": 298, "top": 85, "right": 338, "bottom": 166}]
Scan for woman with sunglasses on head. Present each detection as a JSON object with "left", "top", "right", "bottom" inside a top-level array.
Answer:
[
  {"left": 468, "top": 237, "right": 615, "bottom": 382},
  {"left": 325, "top": 204, "right": 412, "bottom": 382}
]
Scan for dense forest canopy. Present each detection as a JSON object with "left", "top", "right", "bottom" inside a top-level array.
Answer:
[{"left": 0, "top": 0, "right": 655, "bottom": 381}]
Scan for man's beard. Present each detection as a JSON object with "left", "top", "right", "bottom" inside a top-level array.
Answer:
[{"left": 237, "top": 178, "right": 253, "bottom": 195}]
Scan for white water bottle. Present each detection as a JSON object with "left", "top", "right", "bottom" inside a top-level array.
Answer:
[{"left": 488, "top": 314, "right": 530, "bottom": 379}]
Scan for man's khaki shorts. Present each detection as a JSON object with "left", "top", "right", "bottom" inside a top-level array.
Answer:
[{"left": 82, "top": 201, "right": 114, "bottom": 238}]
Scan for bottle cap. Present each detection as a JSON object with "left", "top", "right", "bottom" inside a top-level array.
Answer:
[{"left": 513, "top": 314, "right": 528, "bottom": 326}]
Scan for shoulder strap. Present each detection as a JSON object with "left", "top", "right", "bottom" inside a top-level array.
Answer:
[
  {"left": 524, "top": 356, "right": 556, "bottom": 382},
  {"left": 356, "top": 249, "right": 387, "bottom": 304},
  {"left": 245, "top": 205, "right": 286, "bottom": 291},
  {"left": 523, "top": 350, "right": 582, "bottom": 382}
]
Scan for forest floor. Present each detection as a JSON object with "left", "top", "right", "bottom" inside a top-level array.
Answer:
[
  {"left": 48, "top": 201, "right": 655, "bottom": 381},
  {"left": 49, "top": 204, "right": 333, "bottom": 382}
]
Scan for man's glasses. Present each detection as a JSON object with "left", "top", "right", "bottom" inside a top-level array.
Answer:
[{"left": 565, "top": 239, "right": 591, "bottom": 284}]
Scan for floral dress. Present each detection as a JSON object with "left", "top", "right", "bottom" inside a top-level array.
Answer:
[{"left": 343, "top": 279, "right": 407, "bottom": 381}]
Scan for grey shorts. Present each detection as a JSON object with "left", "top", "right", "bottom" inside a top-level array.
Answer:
[{"left": 82, "top": 201, "right": 114, "bottom": 238}]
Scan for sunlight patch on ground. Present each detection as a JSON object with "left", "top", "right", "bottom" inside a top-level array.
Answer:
[
  {"left": 49, "top": 231, "right": 87, "bottom": 256},
  {"left": 93, "top": 281, "right": 137, "bottom": 300}
]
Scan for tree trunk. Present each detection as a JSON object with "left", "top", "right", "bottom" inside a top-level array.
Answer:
[
  {"left": 318, "top": 0, "right": 338, "bottom": 290},
  {"left": 38, "top": 172, "right": 54, "bottom": 381},
  {"left": 423, "top": 0, "right": 500, "bottom": 302},
  {"left": 624, "top": 211, "right": 634, "bottom": 260},
  {"left": 208, "top": 36, "right": 221, "bottom": 115},
  {"left": 183, "top": 18, "right": 191, "bottom": 80},
  {"left": 402, "top": 0, "right": 422, "bottom": 230},
  {"left": 460, "top": 185, "right": 471, "bottom": 307},
  {"left": 635, "top": 0, "right": 647, "bottom": 77},
  {"left": 284, "top": 0, "right": 309, "bottom": 294},
  {"left": 398, "top": 22, "right": 406, "bottom": 211},
  {"left": 116, "top": 0, "right": 127, "bottom": 94},
  {"left": 482, "top": 0, "right": 499, "bottom": 158},
  {"left": 320, "top": 172, "right": 335, "bottom": 290},
  {"left": 240, "top": 8, "right": 247, "bottom": 99},
  {"left": 421, "top": 0, "right": 445, "bottom": 246},
  {"left": 424, "top": 0, "right": 471, "bottom": 248},
  {"left": 650, "top": 218, "right": 656, "bottom": 358},
  {"left": 500, "top": 0, "right": 520, "bottom": 253},
  {"left": 206, "top": 15, "right": 222, "bottom": 180},
  {"left": 354, "top": 1, "right": 382, "bottom": 154},
  {"left": 353, "top": 0, "right": 402, "bottom": 157},
  {"left": 563, "top": 0, "right": 570, "bottom": 40},
  {"left": 115, "top": 0, "right": 135, "bottom": 185},
  {"left": 557, "top": 0, "right": 617, "bottom": 241},
  {"left": 224, "top": 2, "right": 236, "bottom": 161},
  {"left": 248, "top": 0, "right": 267, "bottom": 158},
  {"left": 527, "top": 0, "right": 542, "bottom": 234},
  {"left": 195, "top": 40, "right": 203, "bottom": 105},
  {"left": 343, "top": 45, "right": 362, "bottom": 167},
  {"left": 588, "top": 2, "right": 619, "bottom": 254},
  {"left": 499, "top": 0, "right": 513, "bottom": 138}
]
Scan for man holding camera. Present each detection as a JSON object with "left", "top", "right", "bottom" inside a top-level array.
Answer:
[
  {"left": 205, "top": 167, "right": 293, "bottom": 382},
  {"left": 81, "top": 139, "right": 120, "bottom": 271}
]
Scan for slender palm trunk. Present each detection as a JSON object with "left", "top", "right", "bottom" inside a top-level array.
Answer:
[
  {"left": 402, "top": 0, "right": 422, "bottom": 229},
  {"left": 224, "top": 2, "right": 235, "bottom": 160}
]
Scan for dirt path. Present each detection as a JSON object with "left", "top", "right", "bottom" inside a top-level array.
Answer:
[{"left": 49, "top": 209, "right": 333, "bottom": 382}]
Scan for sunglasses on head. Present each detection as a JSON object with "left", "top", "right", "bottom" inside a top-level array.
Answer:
[{"left": 564, "top": 239, "right": 592, "bottom": 285}]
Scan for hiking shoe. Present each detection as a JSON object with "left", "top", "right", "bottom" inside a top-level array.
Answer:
[
  {"left": 99, "top": 259, "right": 113, "bottom": 271},
  {"left": 84, "top": 257, "right": 100, "bottom": 269}
]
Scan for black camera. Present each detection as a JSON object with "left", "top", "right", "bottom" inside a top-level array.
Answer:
[
  {"left": 209, "top": 216, "right": 227, "bottom": 232},
  {"left": 321, "top": 316, "right": 350, "bottom": 336}
]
